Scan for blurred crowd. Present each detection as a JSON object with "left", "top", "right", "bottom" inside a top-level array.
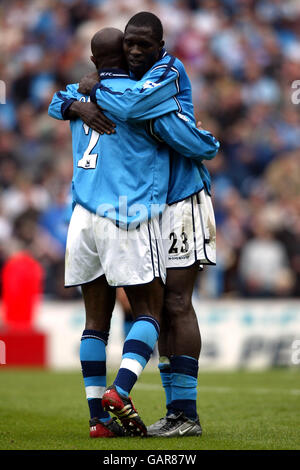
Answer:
[{"left": 0, "top": 0, "right": 299, "bottom": 299}]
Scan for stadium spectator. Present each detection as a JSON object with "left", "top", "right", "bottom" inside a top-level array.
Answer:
[{"left": 238, "top": 213, "right": 294, "bottom": 297}]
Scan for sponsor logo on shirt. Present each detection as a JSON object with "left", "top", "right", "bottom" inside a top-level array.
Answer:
[
  {"left": 142, "top": 80, "right": 160, "bottom": 90},
  {"left": 176, "top": 112, "right": 190, "bottom": 122}
]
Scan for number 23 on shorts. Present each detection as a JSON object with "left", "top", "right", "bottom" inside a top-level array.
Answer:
[{"left": 168, "top": 231, "right": 189, "bottom": 254}]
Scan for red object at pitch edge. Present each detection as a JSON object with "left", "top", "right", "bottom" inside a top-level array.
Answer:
[
  {"left": 1, "top": 251, "right": 44, "bottom": 330},
  {"left": 0, "top": 330, "right": 46, "bottom": 366}
]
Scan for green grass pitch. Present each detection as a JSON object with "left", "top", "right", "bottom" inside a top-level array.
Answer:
[{"left": 0, "top": 368, "right": 299, "bottom": 450}]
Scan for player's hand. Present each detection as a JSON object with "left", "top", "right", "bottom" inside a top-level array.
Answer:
[
  {"left": 69, "top": 101, "right": 116, "bottom": 134},
  {"left": 78, "top": 72, "right": 99, "bottom": 95},
  {"left": 196, "top": 121, "right": 204, "bottom": 131}
]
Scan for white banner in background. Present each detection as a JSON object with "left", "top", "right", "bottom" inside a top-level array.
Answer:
[
  {"left": 35, "top": 300, "right": 125, "bottom": 370},
  {"left": 194, "top": 299, "right": 300, "bottom": 370},
  {"left": 34, "top": 299, "right": 300, "bottom": 370}
]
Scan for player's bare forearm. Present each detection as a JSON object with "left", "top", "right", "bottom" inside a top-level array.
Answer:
[
  {"left": 67, "top": 101, "right": 116, "bottom": 135},
  {"left": 66, "top": 100, "right": 86, "bottom": 119}
]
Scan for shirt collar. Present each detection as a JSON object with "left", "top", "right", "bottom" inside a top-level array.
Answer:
[
  {"left": 159, "top": 48, "right": 168, "bottom": 60},
  {"left": 98, "top": 68, "right": 129, "bottom": 79}
]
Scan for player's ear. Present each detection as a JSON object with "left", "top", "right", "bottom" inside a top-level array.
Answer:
[
  {"left": 159, "top": 40, "right": 165, "bottom": 51},
  {"left": 90, "top": 55, "right": 97, "bottom": 68}
]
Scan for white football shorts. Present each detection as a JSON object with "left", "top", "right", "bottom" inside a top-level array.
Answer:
[
  {"left": 65, "top": 204, "right": 166, "bottom": 287},
  {"left": 161, "top": 190, "right": 216, "bottom": 269}
]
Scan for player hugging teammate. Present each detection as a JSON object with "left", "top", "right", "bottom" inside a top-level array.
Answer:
[{"left": 48, "top": 12, "right": 219, "bottom": 438}]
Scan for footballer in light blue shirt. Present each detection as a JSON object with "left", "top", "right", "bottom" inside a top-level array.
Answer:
[
  {"left": 74, "top": 14, "right": 219, "bottom": 436},
  {"left": 48, "top": 27, "right": 219, "bottom": 440}
]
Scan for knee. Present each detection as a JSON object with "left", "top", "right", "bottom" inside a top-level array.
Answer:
[{"left": 164, "top": 291, "right": 193, "bottom": 319}]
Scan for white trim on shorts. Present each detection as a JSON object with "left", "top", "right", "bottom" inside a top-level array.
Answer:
[{"left": 65, "top": 204, "right": 166, "bottom": 287}]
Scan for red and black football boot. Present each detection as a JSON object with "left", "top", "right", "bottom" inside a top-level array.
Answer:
[
  {"left": 89, "top": 417, "right": 126, "bottom": 438},
  {"left": 102, "top": 385, "right": 147, "bottom": 437}
]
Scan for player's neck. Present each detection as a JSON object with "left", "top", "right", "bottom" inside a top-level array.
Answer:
[{"left": 97, "top": 58, "right": 128, "bottom": 73}]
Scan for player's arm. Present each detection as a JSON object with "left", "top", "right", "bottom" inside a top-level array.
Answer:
[
  {"left": 78, "top": 58, "right": 181, "bottom": 121},
  {"left": 48, "top": 84, "right": 115, "bottom": 134},
  {"left": 48, "top": 84, "right": 79, "bottom": 120},
  {"left": 151, "top": 112, "right": 220, "bottom": 162},
  {"left": 89, "top": 72, "right": 179, "bottom": 121}
]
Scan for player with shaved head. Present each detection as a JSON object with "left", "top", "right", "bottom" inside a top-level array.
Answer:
[
  {"left": 74, "top": 12, "right": 218, "bottom": 438},
  {"left": 49, "top": 23, "right": 219, "bottom": 438}
]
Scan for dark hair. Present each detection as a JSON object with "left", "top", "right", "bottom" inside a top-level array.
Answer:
[{"left": 125, "top": 11, "right": 163, "bottom": 42}]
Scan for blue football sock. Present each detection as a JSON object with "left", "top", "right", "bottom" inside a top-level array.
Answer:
[
  {"left": 123, "top": 319, "right": 134, "bottom": 339},
  {"left": 158, "top": 356, "right": 174, "bottom": 416},
  {"left": 114, "top": 315, "right": 160, "bottom": 397},
  {"left": 80, "top": 329, "right": 110, "bottom": 422},
  {"left": 170, "top": 355, "right": 199, "bottom": 420}
]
